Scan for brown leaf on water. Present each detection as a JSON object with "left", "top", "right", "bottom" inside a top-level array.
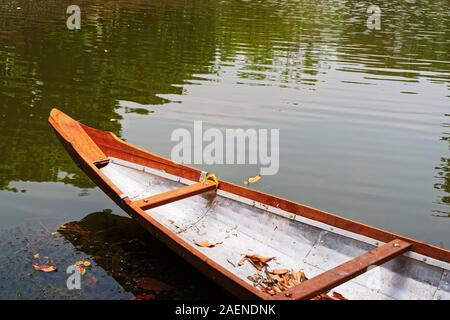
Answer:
[
  {"left": 136, "top": 277, "right": 174, "bottom": 291},
  {"left": 32, "top": 262, "right": 57, "bottom": 272},
  {"left": 195, "top": 240, "right": 222, "bottom": 248},
  {"left": 32, "top": 253, "right": 39, "bottom": 259}
]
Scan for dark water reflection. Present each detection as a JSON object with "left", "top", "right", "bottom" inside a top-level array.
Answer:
[
  {"left": 0, "top": 0, "right": 449, "bottom": 298},
  {"left": 0, "top": 209, "right": 230, "bottom": 299},
  {"left": 57, "top": 210, "right": 230, "bottom": 299}
]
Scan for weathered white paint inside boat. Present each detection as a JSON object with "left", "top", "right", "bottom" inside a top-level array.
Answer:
[{"left": 101, "top": 157, "right": 450, "bottom": 300}]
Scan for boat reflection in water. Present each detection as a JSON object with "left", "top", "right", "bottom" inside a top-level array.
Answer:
[{"left": 58, "top": 209, "right": 230, "bottom": 300}]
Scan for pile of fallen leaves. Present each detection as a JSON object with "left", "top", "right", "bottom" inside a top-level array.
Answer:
[
  {"left": 247, "top": 268, "right": 307, "bottom": 295},
  {"left": 239, "top": 252, "right": 347, "bottom": 300},
  {"left": 247, "top": 268, "right": 347, "bottom": 299}
]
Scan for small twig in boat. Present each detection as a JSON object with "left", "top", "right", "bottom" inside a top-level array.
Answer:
[{"left": 227, "top": 259, "right": 236, "bottom": 267}]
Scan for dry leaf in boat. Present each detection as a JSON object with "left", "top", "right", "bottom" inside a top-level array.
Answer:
[
  {"left": 246, "top": 254, "right": 273, "bottom": 264},
  {"left": 249, "top": 259, "right": 266, "bottom": 270},
  {"left": 136, "top": 277, "right": 174, "bottom": 291},
  {"left": 267, "top": 273, "right": 282, "bottom": 281},
  {"left": 248, "top": 268, "right": 311, "bottom": 296},
  {"left": 331, "top": 291, "right": 347, "bottom": 300},
  {"left": 244, "top": 175, "right": 261, "bottom": 185},
  {"left": 312, "top": 291, "right": 347, "bottom": 300},
  {"left": 269, "top": 268, "right": 289, "bottom": 275},
  {"left": 241, "top": 254, "right": 274, "bottom": 270},
  {"left": 32, "top": 263, "right": 57, "bottom": 272},
  {"left": 195, "top": 240, "right": 222, "bottom": 248},
  {"left": 76, "top": 265, "right": 87, "bottom": 275},
  {"left": 293, "top": 270, "right": 308, "bottom": 283}
]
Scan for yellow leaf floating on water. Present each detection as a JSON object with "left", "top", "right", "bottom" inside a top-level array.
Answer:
[
  {"left": 75, "top": 260, "right": 92, "bottom": 267},
  {"left": 195, "top": 240, "right": 222, "bottom": 248},
  {"left": 244, "top": 175, "right": 261, "bottom": 185},
  {"left": 32, "top": 253, "right": 39, "bottom": 259},
  {"left": 76, "top": 265, "right": 86, "bottom": 275},
  {"left": 32, "top": 263, "right": 57, "bottom": 272},
  {"left": 136, "top": 277, "right": 174, "bottom": 291}
]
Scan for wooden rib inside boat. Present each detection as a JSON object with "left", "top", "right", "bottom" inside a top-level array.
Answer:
[{"left": 49, "top": 108, "right": 450, "bottom": 300}]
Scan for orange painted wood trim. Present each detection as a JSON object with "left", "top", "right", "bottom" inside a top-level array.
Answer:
[
  {"left": 132, "top": 182, "right": 216, "bottom": 211},
  {"left": 276, "top": 239, "right": 412, "bottom": 300},
  {"left": 48, "top": 109, "right": 106, "bottom": 162}
]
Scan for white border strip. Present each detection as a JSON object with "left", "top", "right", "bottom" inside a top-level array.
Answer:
[{"left": 107, "top": 157, "right": 450, "bottom": 271}]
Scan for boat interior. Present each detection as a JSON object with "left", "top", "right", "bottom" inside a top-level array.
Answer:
[{"left": 99, "top": 156, "right": 450, "bottom": 300}]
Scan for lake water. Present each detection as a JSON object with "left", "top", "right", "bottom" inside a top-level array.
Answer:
[{"left": 0, "top": 0, "right": 449, "bottom": 299}]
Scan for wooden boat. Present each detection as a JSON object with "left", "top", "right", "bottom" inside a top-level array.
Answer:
[{"left": 49, "top": 109, "right": 450, "bottom": 300}]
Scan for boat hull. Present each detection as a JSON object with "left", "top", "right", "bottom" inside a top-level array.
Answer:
[{"left": 48, "top": 109, "right": 450, "bottom": 300}]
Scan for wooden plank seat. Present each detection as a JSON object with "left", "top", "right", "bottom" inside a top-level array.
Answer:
[
  {"left": 132, "top": 181, "right": 217, "bottom": 211},
  {"left": 276, "top": 239, "right": 412, "bottom": 300}
]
